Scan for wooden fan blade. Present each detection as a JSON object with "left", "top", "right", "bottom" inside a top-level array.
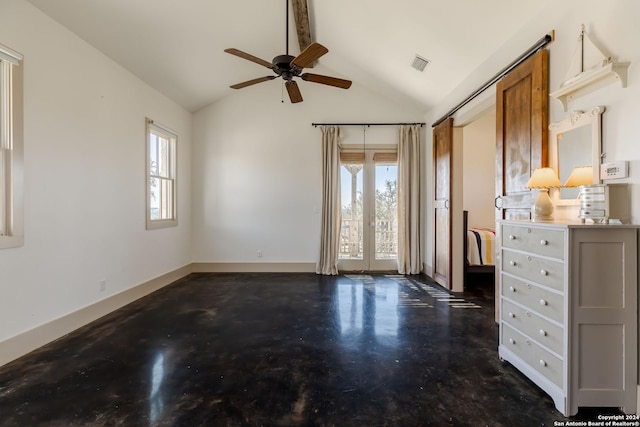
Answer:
[
  {"left": 230, "top": 76, "right": 277, "bottom": 89},
  {"left": 224, "top": 48, "right": 273, "bottom": 69},
  {"left": 290, "top": 42, "right": 328, "bottom": 69},
  {"left": 285, "top": 81, "right": 303, "bottom": 103},
  {"left": 300, "top": 73, "right": 352, "bottom": 89}
]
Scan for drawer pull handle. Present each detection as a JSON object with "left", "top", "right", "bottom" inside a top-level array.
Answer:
[
  {"left": 539, "top": 359, "right": 547, "bottom": 367},
  {"left": 509, "top": 286, "right": 516, "bottom": 293},
  {"left": 540, "top": 299, "right": 548, "bottom": 306},
  {"left": 509, "top": 338, "right": 515, "bottom": 345},
  {"left": 540, "top": 269, "right": 548, "bottom": 276},
  {"left": 508, "top": 312, "right": 515, "bottom": 318},
  {"left": 540, "top": 239, "right": 548, "bottom": 246},
  {"left": 539, "top": 329, "right": 547, "bottom": 337},
  {"left": 510, "top": 261, "right": 517, "bottom": 266},
  {"left": 509, "top": 234, "right": 516, "bottom": 240}
]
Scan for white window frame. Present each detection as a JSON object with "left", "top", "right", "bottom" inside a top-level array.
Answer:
[
  {"left": 146, "top": 118, "right": 177, "bottom": 230},
  {"left": 0, "top": 44, "right": 24, "bottom": 249}
]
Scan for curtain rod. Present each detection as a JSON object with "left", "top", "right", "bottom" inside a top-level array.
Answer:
[
  {"left": 312, "top": 122, "right": 425, "bottom": 127},
  {"left": 432, "top": 31, "right": 555, "bottom": 128}
]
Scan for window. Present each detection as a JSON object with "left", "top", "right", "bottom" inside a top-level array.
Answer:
[
  {"left": 146, "top": 118, "right": 177, "bottom": 229},
  {"left": 0, "top": 44, "right": 23, "bottom": 249}
]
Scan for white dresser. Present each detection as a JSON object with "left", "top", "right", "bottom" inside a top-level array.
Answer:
[{"left": 498, "top": 220, "right": 638, "bottom": 416}]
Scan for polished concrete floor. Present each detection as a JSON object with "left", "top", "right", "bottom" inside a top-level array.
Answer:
[{"left": 0, "top": 273, "right": 621, "bottom": 426}]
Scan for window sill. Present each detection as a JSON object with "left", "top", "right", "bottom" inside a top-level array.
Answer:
[{"left": 146, "top": 219, "right": 178, "bottom": 230}]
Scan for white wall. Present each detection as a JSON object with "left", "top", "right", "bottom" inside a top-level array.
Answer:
[
  {"left": 192, "top": 72, "right": 424, "bottom": 265},
  {"left": 424, "top": 0, "right": 640, "bottom": 272},
  {"left": 0, "top": 0, "right": 192, "bottom": 343},
  {"left": 462, "top": 110, "right": 496, "bottom": 229}
]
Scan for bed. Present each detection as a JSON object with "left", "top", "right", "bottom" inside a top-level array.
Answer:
[{"left": 463, "top": 210, "right": 496, "bottom": 283}]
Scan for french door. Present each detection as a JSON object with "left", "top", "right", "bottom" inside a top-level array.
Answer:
[{"left": 338, "top": 150, "right": 398, "bottom": 272}]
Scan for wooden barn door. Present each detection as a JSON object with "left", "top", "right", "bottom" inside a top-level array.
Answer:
[
  {"left": 495, "top": 49, "right": 549, "bottom": 221},
  {"left": 433, "top": 118, "right": 453, "bottom": 289},
  {"left": 495, "top": 49, "right": 549, "bottom": 318}
]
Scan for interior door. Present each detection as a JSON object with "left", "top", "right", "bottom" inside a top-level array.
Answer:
[
  {"left": 433, "top": 118, "right": 453, "bottom": 289},
  {"left": 495, "top": 49, "right": 549, "bottom": 317},
  {"left": 496, "top": 49, "right": 549, "bottom": 220}
]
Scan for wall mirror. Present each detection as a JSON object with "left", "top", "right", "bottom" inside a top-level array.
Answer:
[{"left": 549, "top": 106, "right": 604, "bottom": 205}]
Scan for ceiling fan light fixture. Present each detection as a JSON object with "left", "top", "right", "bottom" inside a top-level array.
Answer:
[{"left": 411, "top": 54, "right": 430, "bottom": 72}]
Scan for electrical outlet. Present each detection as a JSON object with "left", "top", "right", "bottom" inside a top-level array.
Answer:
[
  {"left": 257, "top": 250, "right": 263, "bottom": 258},
  {"left": 99, "top": 279, "right": 107, "bottom": 292}
]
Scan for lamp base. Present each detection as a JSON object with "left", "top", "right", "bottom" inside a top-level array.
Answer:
[{"left": 532, "top": 188, "right": 554, "bottom": 221}]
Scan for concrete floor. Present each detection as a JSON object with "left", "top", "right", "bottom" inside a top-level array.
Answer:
[{"left": 0, "top": 273, "right": 621, "bottom": 426}]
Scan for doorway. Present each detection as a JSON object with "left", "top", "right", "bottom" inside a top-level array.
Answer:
[
  {"left": 461, "top": 108, "right": 497, "bottom": 291},
  {"left": 338, "top": 150, "right": 398, "bottom": 272},
  {"left": 431, "top": 49, "right": 548, "bottom": 295},
  {"left": 462, "top": 110, "right": 496, "bottom": 234}
]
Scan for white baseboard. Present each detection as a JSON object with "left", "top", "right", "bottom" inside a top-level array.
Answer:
[
  {"left": 423, "top": 264, "right": 433, "bottom": 277},
  {"left": 191, "top": 262, "right": 316, "bottom": 273},
  {"left": 0, "top": 264, "right": 192, "bottom": 367}
]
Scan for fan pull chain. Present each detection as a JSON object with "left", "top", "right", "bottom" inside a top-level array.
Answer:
[{"left": 281, "top": 80, "right": 285, "bottom": 103}]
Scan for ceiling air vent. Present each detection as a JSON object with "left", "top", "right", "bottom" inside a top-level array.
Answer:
[{"left": 411, "top": 54, "right": 430, "bottom": 72}]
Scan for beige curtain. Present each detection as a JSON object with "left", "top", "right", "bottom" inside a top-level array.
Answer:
[
  {"left": 397, "top": 125, "right": 422, "bottom": 274},
  {"left": 316, "top": 126, "right": 342, "bottom": 275}
]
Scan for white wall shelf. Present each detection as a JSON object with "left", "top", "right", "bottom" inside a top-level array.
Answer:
[{"left": 550, "top": 60, "right": 629, "bottom": 111}]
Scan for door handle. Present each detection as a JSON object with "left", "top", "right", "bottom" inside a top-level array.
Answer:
[
  {"left": 495, "top": 196, "right": 503, "bottom": 209},
  {"left": 444, "top": 199, "right": 449, "bottom": 209}
]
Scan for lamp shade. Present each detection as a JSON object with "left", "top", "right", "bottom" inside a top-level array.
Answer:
[
  {"left": 564, "top": 166, "right": 593, "bottom": 187},
  {"left": 526, "top": 167, "right": 562, "bottom": 189}
]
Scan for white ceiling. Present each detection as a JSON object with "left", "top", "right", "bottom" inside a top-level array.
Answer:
[{"left": 26, "top": 0, "right": 554, "bottom": 113}]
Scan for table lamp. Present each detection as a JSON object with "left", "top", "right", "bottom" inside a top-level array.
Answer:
[
  {"left": 564, "top": 165, "right": 594, "bottom": 188},
  {"left": 565, "top": 166, "right": 602, "bottom": 223},
  {"left": 526, "top": 167, "right": 562, "bottom": 221}
]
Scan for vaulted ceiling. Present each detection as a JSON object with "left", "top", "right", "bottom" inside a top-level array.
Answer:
[{"left": 26, "top": 0, "right": 555, "bottom": 113}]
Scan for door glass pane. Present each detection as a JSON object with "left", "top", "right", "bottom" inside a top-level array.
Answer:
[
  {"left": 339, "top": 164, "right": 363, "bottom": 259},
  {"left": 374, "top": 164, "right": 397, "bottom": 260}
]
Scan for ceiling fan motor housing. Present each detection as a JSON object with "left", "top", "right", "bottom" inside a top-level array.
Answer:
[{"left": 273, "top": 54, "right": 299, "bottom": 79}]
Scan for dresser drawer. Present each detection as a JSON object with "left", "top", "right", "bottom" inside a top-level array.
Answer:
[
  {"left": 501, "top": 275, "right": 564, "bottom": 324},
  {"left": 581, "top": 201, "right": 607, "bottom": 210},
  {"left": 502, "top": 251, "right": 564, "bottom": 291},
  {"left": 580, "top": 209, "right": 607, "bottom": 217},
  {"left": 580, "top": 186, "right": 606, "bottom": 195},
  {"left": 502, "top": 225, "right": 565, "bottom": 259},
  {"left": 501, "top": 299, "right": 563, "bottom": 355},
  {"left": 581, "top": 192, "right": 606, "bottom": 204},
  {"left": 502, "top": 324, "right": 563, "bottom": 388}
]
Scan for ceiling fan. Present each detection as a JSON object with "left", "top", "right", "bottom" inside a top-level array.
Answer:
[{"left": 224, "top": 0, "right": 352, "bottom": 103}]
